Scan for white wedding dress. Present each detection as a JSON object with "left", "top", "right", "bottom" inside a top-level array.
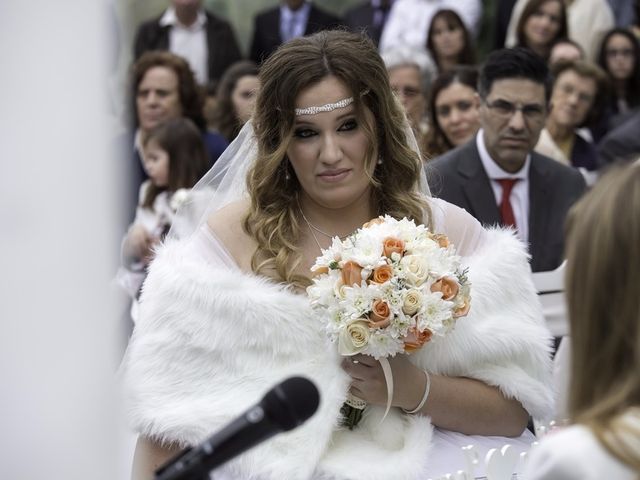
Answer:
[{"left": 122, "top": 196, "right": 553, "bottom": 480}]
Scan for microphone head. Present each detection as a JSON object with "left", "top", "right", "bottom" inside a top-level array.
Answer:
[{"left": 261, "top": 377, "right": 320, "bottom": 431}]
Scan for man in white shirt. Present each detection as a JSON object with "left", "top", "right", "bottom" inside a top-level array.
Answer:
[
  {"left": 134, "top": 0, "right": 242, "bottom": 86},
  {"left": 429, "top": 48, "right": 586, "bottom": 272}
]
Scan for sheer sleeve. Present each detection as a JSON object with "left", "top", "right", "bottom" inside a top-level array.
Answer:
[{"left": 429, "top": 197, "right": 487, "bottom": 257}]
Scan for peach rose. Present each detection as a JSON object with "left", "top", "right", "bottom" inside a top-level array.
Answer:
[
  {"left": 363, "top": 217, "right": 384, "bottom": 228},
  {"left": 368, "top": 299, "right": 391, "bottom": 328},
  {"left": 453, "top": 297, "right": 471, "bottom": 318},
  {"left": 371, "top": 264, "right": 393, "bottom": 284},
  {"left": 430, "top": 233, "right": 450, "bottom": 248},
  {"left": 341, "top": 260, "right": 363, "bottom": 286},
  {"left": 383, "top": 237, "right": 405, "bottom": 259},
  {"left": 430, "top": 277, "right": 459, "bottom": 300},
  {"left": 402, "top": 289, "right": 422, "bottom": 316},
  {"left": 403, "top": 327, "right": 433, "bottom": 352}
]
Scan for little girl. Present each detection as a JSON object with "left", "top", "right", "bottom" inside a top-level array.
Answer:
[{"left": 118, "top": 118, "right": 209, "bottom": 319}]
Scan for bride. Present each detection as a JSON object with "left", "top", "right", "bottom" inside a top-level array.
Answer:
[{"left": 123, "top": 30, "right": 554, "bottom": 479}]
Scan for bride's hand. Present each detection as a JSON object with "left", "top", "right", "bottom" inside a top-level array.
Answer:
[{"left": 342, "top": 354, "right": 428, "bottom": 410}]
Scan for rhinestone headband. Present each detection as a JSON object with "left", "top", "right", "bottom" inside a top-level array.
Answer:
[
  {"left": 295, "top": 96, "right": 354, "bottom": 116},
  {"left": 294, "top": 89, "right": 370, "bottom": 116}
]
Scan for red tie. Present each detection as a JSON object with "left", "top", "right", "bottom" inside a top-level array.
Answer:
[{"left": 497, "top": 179, "right": 518, "bottom": 228}]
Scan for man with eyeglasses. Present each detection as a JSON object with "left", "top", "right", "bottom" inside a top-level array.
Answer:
[{"left": 429, "top": 47, "right": 586, "bottom": 273}]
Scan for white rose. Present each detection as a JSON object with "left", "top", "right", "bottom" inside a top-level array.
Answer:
[
  {"left": 400, "top": 255, "right": 429, "bottom": 286},
  {"left": 402, "top": 289, "right": 423, "bottom": 315},
  {"left": 338, "top": 320, "right": 370, "bottom": 355},
  {"left": 170, "top": 188, "right": 190, "bottom": 212}
]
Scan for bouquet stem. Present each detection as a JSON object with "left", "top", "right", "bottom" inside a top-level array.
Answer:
[{"left": 340, "top": 393, "right": 367, "bottom": 429}]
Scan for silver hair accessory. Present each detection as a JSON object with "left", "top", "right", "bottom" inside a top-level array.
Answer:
[
  {"left": 295, "top": 96, "right": 354, "bottom": 116},
  {"left": 295, "top": 89, "right": 370, "bottom": 116}
]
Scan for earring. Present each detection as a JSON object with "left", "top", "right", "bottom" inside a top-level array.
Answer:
[
  {"left": 377, "top": 156, "right": 383, "bottom": 165},
  {"left": 285, "top": 169, "right": 291, "bottom": 181}
]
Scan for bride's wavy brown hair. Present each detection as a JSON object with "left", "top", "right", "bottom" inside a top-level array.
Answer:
[{"left": 245, "top": 30, "right": 430, "bottom": 286}]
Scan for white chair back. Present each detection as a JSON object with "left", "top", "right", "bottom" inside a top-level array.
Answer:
[{"left": 531, "top": 261, "right": 568, "bottom": 337}]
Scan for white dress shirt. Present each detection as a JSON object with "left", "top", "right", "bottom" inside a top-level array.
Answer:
[
  {"left": 160, "top": 7, "right": 208, "bottom": 85},
  {"left": 476, "top": 130, "right": 530, "bottom": 244}
]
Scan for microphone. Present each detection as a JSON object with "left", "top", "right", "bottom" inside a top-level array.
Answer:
[{"left": 154, "top": 376, "right": 320, "bottom": 480}]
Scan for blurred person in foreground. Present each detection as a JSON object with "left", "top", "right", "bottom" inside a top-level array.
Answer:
[{"left": 523, "top": 163, "right": 640, "bottom": 479}]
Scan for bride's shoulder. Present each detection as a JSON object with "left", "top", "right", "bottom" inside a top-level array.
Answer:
[{"left": 207, "top": 199, "right": 256, "bottom": 268}]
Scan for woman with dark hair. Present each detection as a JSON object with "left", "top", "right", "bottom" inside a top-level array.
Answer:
[
  {"left": 514, "top": 0, "right": 568, "bottom": 60},
  {"left": 124, "top": 31, "right": 552, "bottom": 480},
  {"left": 424, "top": 66, "right": 480, "bottom": 158},
  {"left": 121, "top": 51, "right": 228, "bottom": 227},
  {"left": 210, "top": 60, "right": 260, "bottom": 142},
  {"left": 426, "top": 9, "right": 476, "bottom": 73},
  {"left": 596, "top": 28, "right": 640, "bottom": 137}
]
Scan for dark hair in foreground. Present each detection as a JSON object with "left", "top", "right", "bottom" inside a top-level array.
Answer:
[
  {"left": 565, "top": 163, "right": 640, "bottom": 472},
  {"left": 246, "top": 30, "right": 430, "bottom": 286},
  {"left": 478, "top": 47, "right": 553, "bottom": 102},
  {"left": 142, "top": 118, "right": 209, "bottom": 209},
  {"left": 131, "top": 51, "right": 206, "bottom": 131}
]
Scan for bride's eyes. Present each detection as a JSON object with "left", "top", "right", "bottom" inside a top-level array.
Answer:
[
  {"left": 292, "top": 119, "right": 358, "bottom": 139},
  {"left": 338, "top": 119, "right": 358, "bottom": 131},
  {"left": 293, "top": 128, "right": 316, "bottom": 139}
]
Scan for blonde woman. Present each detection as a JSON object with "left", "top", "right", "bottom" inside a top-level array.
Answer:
[
  {"left": 123, "top": 31, "right": 553, "bottom": 480},
  {"left": 524, "top": 163, "right": 640, "bottom": 478}
]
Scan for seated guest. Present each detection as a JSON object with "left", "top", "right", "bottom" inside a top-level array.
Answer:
[
  {"left": 429, "top": 47, "right": 586, "bottom": 272},
  {"left": 506, "top": 0, "right": 615, "bottom": 61},
  {"left": 249, "top": 0, "right": 341, "bottom": 64},
  {"left": 343, "top": 0, "right": 394, "bottom": 46},
  {"left": 513, "top": 0, "right": 568, "bottom": 61},
  {"left": 595, "top": 28, "right": 640, "bottom": 139},
  {"left": 548, "top": 38, "right": 584, "bottom": 67},
  {"left": 381, "top": 46, "right": 435, "bottom": 148},
  {"left": 535, "top": 60, "right": 609, "bottom": 184},
  {"left": 209, "top": 61, "right": 260, "bottom": 142},
  {"left": 424, "top": 66, "right": 480, "bottom": 158},
  {"left": 119, "top": 51, "right": 228, "bottom": 226},
  {"left": 133, "top": 0, "right": 241, "bottom": 86},
  {"left": 426, "top": 9, "right": 476, "bottom": 73},
  {"left": 379, "top": 0, "right": 482, "bottom": 53},
  {"left": 524, "top": 163, "right": 640, "bottom": 479}
]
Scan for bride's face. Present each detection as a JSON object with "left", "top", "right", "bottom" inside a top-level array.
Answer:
[{"left": 287, "top": 76, "right": 375, "bottom": 210}]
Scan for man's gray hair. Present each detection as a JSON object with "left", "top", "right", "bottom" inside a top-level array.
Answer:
[{"left": 381, "top": 46, "right": 436, "bottom": 94}]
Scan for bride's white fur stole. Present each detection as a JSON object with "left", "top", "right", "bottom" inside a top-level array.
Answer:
[{"left": 122, "top": 228, "right": 553, "bottom": 480}]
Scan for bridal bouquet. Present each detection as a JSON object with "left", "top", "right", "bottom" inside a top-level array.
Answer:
[{"left": 307, "top": 215, "right": 471, "bottom": 428}]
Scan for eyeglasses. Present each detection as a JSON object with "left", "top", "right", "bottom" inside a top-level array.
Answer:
[
  {"left": 606, "top": 48, "right": 634, "bottom": 58},
  {"left": 483, "top": 99, "right": 546, "bottom": 122}
]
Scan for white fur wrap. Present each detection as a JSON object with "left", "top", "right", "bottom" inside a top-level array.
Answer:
[{"left": 122, "top": 227, "right": 553, "bottom": 480}]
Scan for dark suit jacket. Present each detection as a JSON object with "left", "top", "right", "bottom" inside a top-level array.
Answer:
[
  {"left": 133, "top": 10, "right": 242, "bottom": 85},
  {"left": 249, "top": 4, "right": 341, "bottom": 63},
  {"left": 343, "top": 2, "right": 386, "bottom": 45},
  {"left": 597, "top": 111, "right": 640, "bottom": 167},
  {"left": 428, "top": 140, "right": 586, "bottom": 272}
]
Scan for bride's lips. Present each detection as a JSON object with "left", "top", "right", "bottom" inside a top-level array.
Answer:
[{"left": 318, "top": 168, "right": 351, "bottom": 182}]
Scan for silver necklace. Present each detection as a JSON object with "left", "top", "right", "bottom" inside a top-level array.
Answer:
[{"left": 298, "top": 206, "right": 349, "bottom": 252}]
